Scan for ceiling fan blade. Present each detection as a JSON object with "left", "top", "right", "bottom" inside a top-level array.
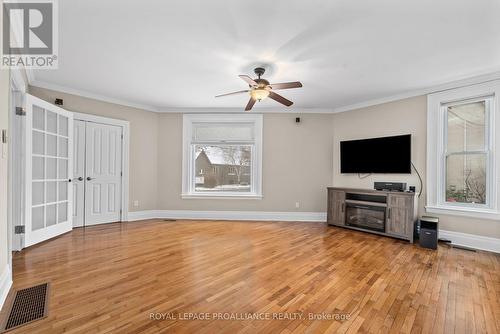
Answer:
[
  {"left": 239, "top": 75, "right": 258, "bottom": 86},
  {"left": 269, "top": 81, "right": 303, "bottom": 90},
  {"left": 245, "top": 98, "right": 256, "bottom": 111},
  {"left": 215, "top": 90, "right": 249, "bottom": 98},
  {"left": 268, "top": 91, "right": 293, "bottom": 107}
]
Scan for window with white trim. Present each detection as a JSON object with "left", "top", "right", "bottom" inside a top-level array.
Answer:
[
  {"left": 427, "top": 81, "right": 500, "bottom": 219},
  {"left": 182, "top": 114, "right": 263, "bottom": 198}
]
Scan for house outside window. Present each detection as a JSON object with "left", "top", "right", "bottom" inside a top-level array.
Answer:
[
  {"left": 182, "top": 114, "right": 263, "bottom": 198},
  {"left": 427, "top": 81, "right": 500, "bottom": 219}
]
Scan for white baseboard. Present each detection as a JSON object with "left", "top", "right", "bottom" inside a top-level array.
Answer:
[
  {"left": 0, "top": 265, "right": 12, "bottom": 309},
  {"left": 127, "top": 211, "right": 499, "bottom": 253},
  {"left": 439, "top": 229, "right": 500, "bottom": 254},
  {"left": 127, "top": 210, "right": 327, "bottom": 222}
]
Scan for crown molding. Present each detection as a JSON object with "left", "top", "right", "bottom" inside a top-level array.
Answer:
[
  {"left": 30, "top": 80, "right": 160, "bottom": 112},
  {"left": 332, "top": 69, "right": 500, "bottom": 113},
  {"left": 30, "top": 69, "right": 500, "bottom": 114},
  {"left": 156, "top": 107, "right": 334, "bottom": 113}
]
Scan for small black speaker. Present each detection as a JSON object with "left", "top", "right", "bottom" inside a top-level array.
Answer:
[
  {"left": 409, "top": 186, "right": 416, "bottom": 193},
  {"left": 295, "top": 117, "right": 301, "bottom": 123},
  {"left": 55, "top": 98, "right": 63, "bottom": 106},
  {"left": 419, "top": 216, "right": 439, "bottom": 250}
]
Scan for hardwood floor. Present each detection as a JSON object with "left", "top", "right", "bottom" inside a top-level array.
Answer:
[{"left": 4, "top": 220, "right": 500, "bottom": 333}]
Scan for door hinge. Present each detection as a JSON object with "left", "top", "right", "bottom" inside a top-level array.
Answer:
[
  {"left": 15, "top": 107, "right": 26, "bottom": 116},
  {"left": 15, "top": 225, "right": 25, "bottom": 234}
]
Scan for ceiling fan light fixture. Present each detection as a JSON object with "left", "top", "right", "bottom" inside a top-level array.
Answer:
[
  {"left": 250, "top": 88, "right": 270, "bottom": 101},
  {"left": 215, "top": 68, "right": 302, "bottom": 111}
]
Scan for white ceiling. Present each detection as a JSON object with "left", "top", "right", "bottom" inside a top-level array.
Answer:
[{"left": 32, "top": 0, "right": 500, "bottom": 112}]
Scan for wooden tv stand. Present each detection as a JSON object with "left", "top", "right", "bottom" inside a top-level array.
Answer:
[{"left": 327, "top": 187, "right": 417, "bottom": 243}]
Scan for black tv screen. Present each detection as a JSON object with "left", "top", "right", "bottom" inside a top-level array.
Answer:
[{"left": 340, "top": 134, "right": 411, "bottom": 174}]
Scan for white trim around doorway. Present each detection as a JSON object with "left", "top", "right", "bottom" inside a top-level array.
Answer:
[{"left": 72, "top": 112, "right": 130, "bottom": 222}]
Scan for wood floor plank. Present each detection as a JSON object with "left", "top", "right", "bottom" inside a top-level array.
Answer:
[{"left": 1, "top": 220, "right": 499, "bottom": 334}]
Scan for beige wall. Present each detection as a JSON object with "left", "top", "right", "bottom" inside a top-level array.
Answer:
[
  {"left": 332, "top": 96, "right": 500, "bottom": 239},
  {"left": 29, "top": 86, "right": 159, "bottom": 211},
  {"left": 157, "top": 113, "right": 333, "bottom": 212}
]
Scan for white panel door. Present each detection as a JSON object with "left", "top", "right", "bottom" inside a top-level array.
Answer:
[
  {"left": 72, "top": 120, "right": 86, "bottom": 227},
  {"left": 25, "top": 94, "right": 73, "bottom": 247},
  {"left": 85, "top": 122, "right": 122, "bottom": 225}
]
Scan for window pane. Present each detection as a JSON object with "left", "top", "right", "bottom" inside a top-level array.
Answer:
[
  {"left": 447, "top": 101, "right": 486, "bottom": 152},
  {"left": 58, "top": 159, "right": 68, "bottom": 179},
  {"left": 46, "top": 111, "right": 58, "bottom": 134},
  {"left": 47, "top": 158, "right": 57, "bottom": 179},
  {"left": 46, "top": 181, "right": 57, "bottom": 203},
  {"left": 32, "top": 206, "right": 44, "bottom": 231},
  {"left": 58, "top": 137, "right": 68, "bottom": 157},
  {"left": 33, "top": 157, "right": 44, "bottom": 180},
  {"left": 58, "top": 202, "right": 68, "bottom": 223},
  {"left": 58, "top": 115, "right": 68, "bottom": 136},
  {"left": 47, "top": 134, "right": 57, "bottom": 156},
  {"left": 446, "top": 153, "right": 486, "bottom": 204},
  {"left": 33, "top": 106, "right": 45, "bottom": 131},
  {"left": 32, "top": 182, "right": 44, "bottom": 206},
  {"left": 32, "top": 131, "right": 44, "bottom": 155},
  {"left": 58, "top": 181, "right": 68, "bottom": 201},
  {"left": 194, "top": 145, "right": 251, "bottom": 192},
  {"left": 46, "top": 204, "right": 57, "bottom": 226}
]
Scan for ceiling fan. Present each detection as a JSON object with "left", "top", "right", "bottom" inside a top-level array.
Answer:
[{"left": 215, "top": 67, "right": 303, "bottom": 111}]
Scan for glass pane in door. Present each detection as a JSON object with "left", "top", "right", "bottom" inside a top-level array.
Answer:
[
  {"left": 46, "top": 111, "right": 58, "bottom": 134},
  {"left": 33, "top": 106, "right": 45, "bottom": 130},
  {"left": 32, "top": 206, "right": 45, "bottom": 231}
]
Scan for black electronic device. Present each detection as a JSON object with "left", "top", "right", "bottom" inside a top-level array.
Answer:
[
  {"left": 340, "top": 134, "right": 411, "bottom": 173},
  {"left": 419, "top": 216, "right": 439, "bottom": 250},
  {"left": 374, "top": 182, "right": 407, "bottom": 192}
]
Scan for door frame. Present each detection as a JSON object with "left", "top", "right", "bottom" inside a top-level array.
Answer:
[
  {"left": 72, "top": 112, "right": 130, "bottom": 222},
  {"left": 9, "top": 69, "right": 27, "bottom": 254}
]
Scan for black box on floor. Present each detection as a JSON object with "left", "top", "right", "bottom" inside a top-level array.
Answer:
[{"left": 419, "top": 216, "right": 439, "bottom": 250}]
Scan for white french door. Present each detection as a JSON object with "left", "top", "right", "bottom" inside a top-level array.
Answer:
[
  {"left": 73, "top": 121, "right": 122, "bottom": 226},
  {"left": 25, "top": 94, "right": 73, "bottom": 247}
]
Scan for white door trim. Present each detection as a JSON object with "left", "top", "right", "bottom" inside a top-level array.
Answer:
[
  {"left": 72, "top": 112, "right": 130, "bottom": 222},
  {"left": 9, "top": 69, "right": 27, "bottom": 253}
]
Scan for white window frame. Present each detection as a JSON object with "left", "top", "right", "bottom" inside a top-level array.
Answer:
[
  {"left": 182, "top": 114, "right": 263, "bottom": 199},
  {"left": 427, "top": 80, "right": 500, "bottom": 220}
]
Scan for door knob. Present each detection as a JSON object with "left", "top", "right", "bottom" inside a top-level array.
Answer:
[
  {"left": 78, "top": 177, "right": 83, "bottom": 181},
  {"left": 86, "top": 177, "right": 93, "bottom": 181}
]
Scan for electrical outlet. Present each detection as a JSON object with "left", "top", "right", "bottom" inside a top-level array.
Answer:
[
  {"left": 295, "top": 201, "right": 300, "bottom": 209},
  {"left": 133, "top": 200, "right": 139, "bottom": 207}
]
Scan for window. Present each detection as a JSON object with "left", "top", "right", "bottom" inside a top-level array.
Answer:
[
  {"left": 427, "top": 81, "right": 500, "bottom": 219},
  {"left": 182, "top": 114, "right": 263, "bottom": 198},
  {"left": 445, "top": 100, "right": 488, "bottom": 205}
]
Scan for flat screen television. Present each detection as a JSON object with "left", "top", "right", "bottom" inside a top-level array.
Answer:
[{"left": 340, "top": 134, "right": 411, "bottom": 174}]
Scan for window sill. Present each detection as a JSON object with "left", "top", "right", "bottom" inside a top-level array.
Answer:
[
  {"left": 425, "top": 205, "right": 500, "bottom": 220},
  {"left": 181, "top": 193, "right": 263, "bottom": 200}
]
